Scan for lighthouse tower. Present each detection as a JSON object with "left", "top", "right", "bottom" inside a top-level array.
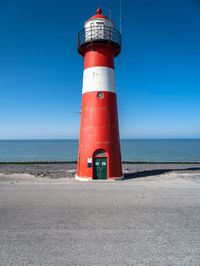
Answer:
[{"left": 76, "top": 8, "right": 122, "bottom": 180}]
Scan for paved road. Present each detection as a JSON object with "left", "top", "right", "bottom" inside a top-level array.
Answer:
[{"left": 0, "top": 172, "right": 200, "bottom": 265}]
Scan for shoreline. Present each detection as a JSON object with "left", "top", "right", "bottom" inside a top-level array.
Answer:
[
  {"left": 0, "top": 162, "right": 200, "bottom": 179},
  {"left": 0, "top": 161, "right": 200, "bottom": 164}
]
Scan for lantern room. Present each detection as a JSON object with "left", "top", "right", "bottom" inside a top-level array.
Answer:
[{"left": 78, "top": 8, "right": 121, "bottom": 57}]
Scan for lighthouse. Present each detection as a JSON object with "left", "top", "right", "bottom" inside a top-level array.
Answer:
[{"left": 76, "top": 8, "right": 123, "bottom": 180}]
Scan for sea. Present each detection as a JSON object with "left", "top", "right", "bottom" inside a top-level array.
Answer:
[{"left": 0, "top": 139, "right": 200, "bottom": 162}]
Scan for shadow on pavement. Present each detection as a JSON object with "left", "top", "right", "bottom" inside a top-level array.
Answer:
[{"left": 123, "top": 167, "right": 200, "bottom": 180}]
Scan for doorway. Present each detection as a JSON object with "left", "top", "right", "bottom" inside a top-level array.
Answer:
[{"left": 94, "top": 157, "right": 107, "bottom": 180}]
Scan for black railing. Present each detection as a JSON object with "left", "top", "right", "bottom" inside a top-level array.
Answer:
[{"left": 78, "top": 26, "right": 121, "bottom": 55}]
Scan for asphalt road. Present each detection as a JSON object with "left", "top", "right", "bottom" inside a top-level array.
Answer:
[{"left": 0, "top": 172, "right": 200, "bottom": 265}]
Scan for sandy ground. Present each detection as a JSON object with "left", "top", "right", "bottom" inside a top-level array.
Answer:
[{"left": 0, "top": 166, "right": 200, "bottom": 265}]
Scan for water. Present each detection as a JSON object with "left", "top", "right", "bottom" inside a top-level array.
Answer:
[{"left": 0, "top": 139, "right": 200, "bottom": 162}]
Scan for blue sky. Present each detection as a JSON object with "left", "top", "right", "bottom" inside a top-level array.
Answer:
[{"left": 0, "top": 0, "right": 199, "bottom": 139}]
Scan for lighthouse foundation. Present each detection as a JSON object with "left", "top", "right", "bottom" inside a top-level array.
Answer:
[{"left": 75, "top": 174, "right": 124, "bottom": 181}]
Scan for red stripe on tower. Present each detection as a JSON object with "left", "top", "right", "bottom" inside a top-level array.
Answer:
[{"left": 76, "top": 8, "right": 123, "bottom": 180}]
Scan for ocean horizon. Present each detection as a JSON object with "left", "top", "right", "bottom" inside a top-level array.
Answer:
[{"left": 0, "top": 139, "right": 200, "bottom": 163}]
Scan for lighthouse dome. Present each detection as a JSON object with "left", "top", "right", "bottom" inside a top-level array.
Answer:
[
  {"left": 84, "top": 8, "right": 114, "bottom": 29},
  {"left": 84, "top": 8, "right": 114, "bottom": 42},
  {"left": 78, "top": 8, "right": 121, "bottom": 57}
]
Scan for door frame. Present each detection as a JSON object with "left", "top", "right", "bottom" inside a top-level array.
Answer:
[{"left": 93, "top": 149, "right": 108, "bottom": 180}]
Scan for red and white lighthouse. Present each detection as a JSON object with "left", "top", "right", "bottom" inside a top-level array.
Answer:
[{"left": 76, "top": 8, "right": 123, "bottom": 180}]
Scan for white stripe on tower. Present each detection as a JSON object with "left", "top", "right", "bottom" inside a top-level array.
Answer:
[{"left": 82, "top": 66, "right": 116, "bottom": 94}]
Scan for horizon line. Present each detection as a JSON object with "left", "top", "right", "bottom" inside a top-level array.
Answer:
[{"left": 0, "top": 138, "right": 200, "bottom": 141}]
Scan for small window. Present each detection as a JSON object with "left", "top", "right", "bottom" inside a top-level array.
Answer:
[
  {"left": 94, "top": 149, "right": 106, "bottom": 157},
  {"left": 96, "top": 22, "right": 104, "bottom": 28},
  {"left": 97, "top": 92, "right": 104, "bottom": 99}
]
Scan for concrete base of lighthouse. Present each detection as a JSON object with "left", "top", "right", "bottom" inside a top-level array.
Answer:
[{"left": 75, "top": 174, "right": 124, "bottom": 181}]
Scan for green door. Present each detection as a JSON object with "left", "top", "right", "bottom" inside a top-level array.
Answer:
[{"left": 94, "top": 157, "right": 107, "bottom": 180}]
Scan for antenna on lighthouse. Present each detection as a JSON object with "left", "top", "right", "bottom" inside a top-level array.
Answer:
[
  {"left": 119, "top": 0, "right": 122, "bottom": 34},
  {"left": 109, "top": 9, "right": 112, "bottom": 20}
]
